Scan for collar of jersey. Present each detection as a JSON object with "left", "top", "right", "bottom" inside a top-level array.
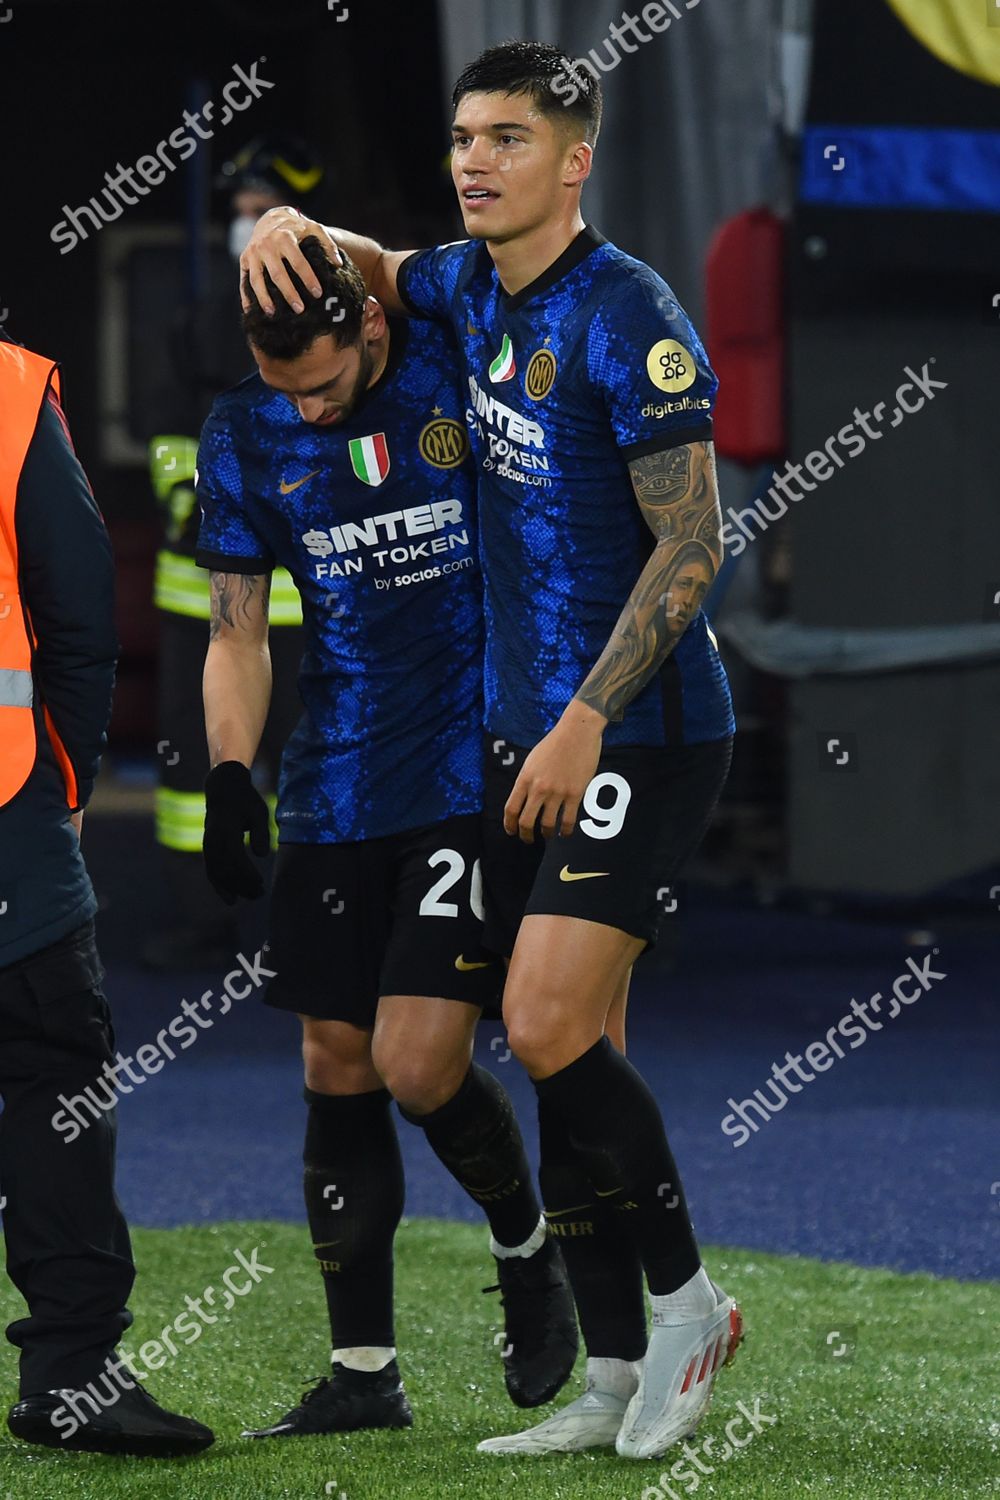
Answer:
[{"left": 499, "top": 224, "right": 607, "bottom": 313}]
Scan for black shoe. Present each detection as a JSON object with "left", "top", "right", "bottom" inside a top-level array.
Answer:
[
  {"left": 242, "top": 1361, "right": 414, "bottom": 1438},
  {"left": 484, "top": 1237, "right": 579, "bottom": 1408},
  {"left": 7, "top": 1382, "right": 214, "bottom": 1457}
]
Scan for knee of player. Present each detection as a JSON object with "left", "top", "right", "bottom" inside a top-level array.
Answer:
[
  {"left": 301, "top": 1026, "right": 374, "bottom": 1093},
  {"left": 377, "top": 1050, "right": 464, "bottom": 1116},
  {"left": 503, "top": 1006, "right": 562, "bottom": 1075}
]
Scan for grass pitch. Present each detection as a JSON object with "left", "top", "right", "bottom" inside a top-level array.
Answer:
[{"left": 0, "top": 1219, "right": 995, "bottom": 1499}]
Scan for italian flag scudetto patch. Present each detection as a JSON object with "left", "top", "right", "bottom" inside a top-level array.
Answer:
[
  {"left": 488, "top": 333, "right": 516, "bottom": 384},
  {"left": 348, "top": 433, "right": 391, "bottom": 486}
]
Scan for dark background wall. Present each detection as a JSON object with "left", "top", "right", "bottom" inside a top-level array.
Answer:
[{"left": 0, "top": 0, "right": 460, "bottom": 521}]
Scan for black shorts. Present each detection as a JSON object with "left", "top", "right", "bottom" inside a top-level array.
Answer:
[
  {"left": 264, "top": 813, "right": 502, "bottom": 1026},
  {"left": 481, "top": 734, "right": 733, "bottom": 957}
]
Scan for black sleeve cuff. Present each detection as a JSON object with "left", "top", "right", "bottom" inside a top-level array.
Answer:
[
  {"left": 194, "top": 549, "right": 274, "bottom": 574},
  {"left": 620, "top": 421, "right": 714, "bottom": 463}
]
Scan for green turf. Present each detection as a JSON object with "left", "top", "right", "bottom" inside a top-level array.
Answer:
[{"left": 0, "top": 1219, "right": 995, "bottom": 1498}]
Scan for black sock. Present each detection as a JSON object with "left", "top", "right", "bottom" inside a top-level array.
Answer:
[
  {"left": 538, "top": 1098, "right": 647, "bottom": 1361},
  {"left": 399, "top": 1064, "right": 541, "bottom": 1249},
  {"left": 534, "top": 1037, "right": 700, "bottom": 1295},
  {"left": 303, "top": 1087, "right": 403, "bottom": 1349}
]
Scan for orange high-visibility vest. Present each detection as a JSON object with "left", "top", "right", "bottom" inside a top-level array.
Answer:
[{"left": 0, "top": 342, "right": 79, "bottom": 809}]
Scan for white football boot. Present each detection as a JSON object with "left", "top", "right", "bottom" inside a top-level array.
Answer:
[
  {"left": 477, "top": 1364, "right": 639, "bottom": 1454},
  {"left": 615, "top": 1281, "right": 743, "bottom": 1460}
]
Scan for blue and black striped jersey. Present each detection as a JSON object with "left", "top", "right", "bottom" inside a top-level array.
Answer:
[
  {"left": 398, "top": 226, "right": 734, "bottom": 749},
  {"left": 195, "top": 317, "right": 484, "bottom": 843}
]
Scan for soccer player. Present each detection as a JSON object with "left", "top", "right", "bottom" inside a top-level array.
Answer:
[
  {"left": 240, "top": 41, "right": 741, "bottom": 1461},
  {"left": 196, "top": 238, "right": 576, "bottom": 1437}
]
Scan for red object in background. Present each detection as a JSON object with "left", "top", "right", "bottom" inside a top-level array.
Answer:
[{"left": 705, "top": 207, "right": 786, "bottom": 466}]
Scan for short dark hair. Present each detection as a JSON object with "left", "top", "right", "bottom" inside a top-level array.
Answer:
[
  {"left": 451, "top": 40, "right": 602, "bottom": 146},
  {"left": 241, "top": 236, "right": 367, "bottom": 361}
]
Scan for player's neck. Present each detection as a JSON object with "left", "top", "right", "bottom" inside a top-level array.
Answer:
[
  {"left": 487, "top": 211, "right": 587, "bottom": 297},
  {"left": 366, "top": 326, "right": 391, "bottom": 388}
]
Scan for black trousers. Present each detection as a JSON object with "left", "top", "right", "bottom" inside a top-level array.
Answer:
[{"left": 0, "top": 919, "right": 134, "bottom": 1396}]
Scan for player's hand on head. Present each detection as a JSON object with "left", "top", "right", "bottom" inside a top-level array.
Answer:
[
  {"left": 503, "top": 707, "right": 605, "bottom": 844},
  {"left": 202, "top": 761, "right": 271, "bottom": 904},
  {"left": 239, "top": 207, "right": 342, "bottom": 315}
]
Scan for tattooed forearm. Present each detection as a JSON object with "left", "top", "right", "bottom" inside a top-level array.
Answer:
[
  {"left": 575, "top": 442, "right": 722, "bottom": 723},
  {"left": 627, "top": 442, "right": 715, "bottom": 543},
  {"left": 208, "top": 572, "right": 270, "bottom": 641}
]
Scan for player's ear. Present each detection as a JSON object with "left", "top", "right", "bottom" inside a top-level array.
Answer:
[
  {"left": 361, "top": 295, "right": 386, "bottom": 343},
  {"left": 562, "top": 138, "right": 593, "bottom": 188}
]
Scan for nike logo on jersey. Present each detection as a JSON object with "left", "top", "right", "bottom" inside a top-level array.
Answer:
[
  {"left": 455, "top": 955, "right": 491, "bottom": 971},
  {"left": 559, "top": 866, "right": 610, "bottom": 883},
  {"left": 279, "top": 469, "right": 321, "bottom": 494}
]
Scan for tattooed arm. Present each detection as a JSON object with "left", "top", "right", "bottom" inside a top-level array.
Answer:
[
  {"left": 202, "top": 570, "right": 273, "bottom": 769},
  {"left": 575, "top": 441, "right": 722, "bottom": 722},
  {"left": 502, "top": 442, "right": 722, "bottom": 842}
]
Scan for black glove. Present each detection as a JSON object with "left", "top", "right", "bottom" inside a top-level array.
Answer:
[{"left": 203, "top": 761, "right": 271, "bottom": 904}]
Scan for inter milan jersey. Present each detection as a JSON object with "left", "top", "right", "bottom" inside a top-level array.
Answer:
[
  {"left": 195, "top": 317, "right": 483, "bottom": 843},
  {"left": 397, "top": 226, "right": 735, "bottom": 749}
]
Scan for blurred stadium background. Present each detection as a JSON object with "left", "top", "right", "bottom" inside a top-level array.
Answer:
[{"left": 0, "top": 1, "right": 996, "bottom": 1495}]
